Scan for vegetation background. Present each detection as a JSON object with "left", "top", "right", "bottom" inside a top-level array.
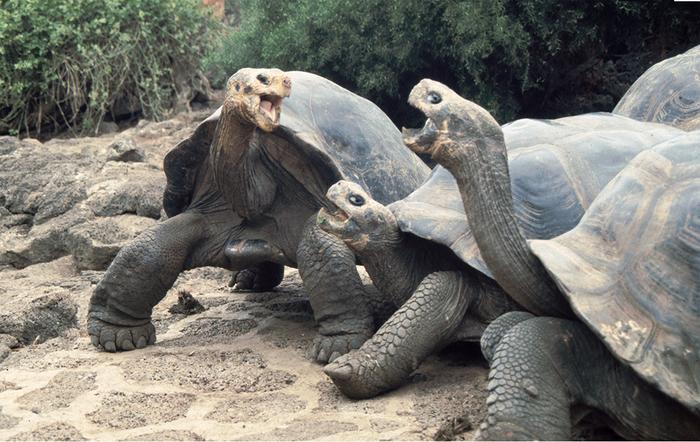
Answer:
[{"left": 1, "top": 0, "right": 698, "bottom": 137}]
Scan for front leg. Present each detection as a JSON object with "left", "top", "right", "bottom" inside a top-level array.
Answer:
[
  {"left": 88, "top": 211, "right": 212, "bottom": 351},
  {"left": 324, "top": 271, "right": 470, "bottom": 398},
  {"left": 297, "top": 217, "right": 374, "bottom": 363},
  {"left": 478, "top": 316, "right": 700, "bottom": 440}
]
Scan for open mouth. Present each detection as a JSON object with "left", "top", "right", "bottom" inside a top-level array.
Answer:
[
  {"left": 317, "top": 206, "right": 351, "bottom": 232},
  {"left": 402, "top": 117, "right": 438, "bottom": 150},
  {"left": 259, "top": 94, "right": 284, "bottom": 123}
]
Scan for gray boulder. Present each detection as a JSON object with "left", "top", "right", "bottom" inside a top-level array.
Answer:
[{"left": 0, "top": 134, "right": 164, "bottom": 271}]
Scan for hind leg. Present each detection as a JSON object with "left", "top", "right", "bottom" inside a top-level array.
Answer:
[
  {"left": 230, "top": 262, "right": 285, "bottom": 291},
  {"left": 88, "top": 211, "right": 226, "bottom": 351},
  {"left": 224, "top": 239, "right": 287, "bottom": 291},
  {"left": 478, "top": 315, "right": 700, "bottom": 440},
  {"left": 297, "top": 217, "right": 375, "bottom": 363}
]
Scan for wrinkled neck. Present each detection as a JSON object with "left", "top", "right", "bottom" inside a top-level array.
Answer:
[
  {"left": 211, "top": 107, "right": 254, "bottom": 183},
  {"left": 435, "top": 133, "right": 572, "bottom": 317},
  {"left": 210, "top": 107, "right": 276, "bottom": 219},
  {"left": 358, "top": 233, "right": 439, "bottom": 307}
]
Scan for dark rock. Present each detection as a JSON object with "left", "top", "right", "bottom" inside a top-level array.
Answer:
[
  {"left": 0, "top": 136, "right": 39, "bottom": 155},
  {"left": 0, "top": 207, "right": 91, "bottom": 269},
  {"left": 32, "top": 176, "right": 87, "bottom": 224},
  {"left": 169, "top": 290, "right": 206, "bottom": 315},
  {"left": 0, "top": 207, "right": 32, "bottom": 229},
  {"left": 0, "top": 137, "right": 94, "bottom": 221}
]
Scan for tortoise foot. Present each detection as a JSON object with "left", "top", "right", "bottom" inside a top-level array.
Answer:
[
  {"left": 323, "top": 348, "right": 391, "bottom": 399},
  {"left": 309, "top": 331, "right": 370, "bottom": 364},
  {"left": 88, "top": 318, "right": 156, "bottom": 352}
]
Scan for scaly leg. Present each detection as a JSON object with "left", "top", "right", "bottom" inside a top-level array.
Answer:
[
  {"left": 324, "top": 271, "right": 470, "bottom": 398},
  {"left": 297, "top": 217, "right": 374, "bottom": 363},
  {"left": 478, "top": 315, "right": 700, "bottom": 440},
  {"left": 88, "top": 211, "right": 226, "bottom": 351}
]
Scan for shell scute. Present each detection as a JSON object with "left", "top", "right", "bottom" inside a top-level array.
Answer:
[
  {"left": 614, "top": 45, "right": 700, "bottom": 130},
  {"left": 530, "top": 133, "right": 700, "bottom": 411},
  {"left": 398, "top": 114, "right": 683, "bottom": 279}
]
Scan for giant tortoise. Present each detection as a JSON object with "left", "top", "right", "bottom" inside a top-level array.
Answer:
[
  {"left": 87, "top": 68, "right": 429, "bottom": 359},
  {"left": 317, "top": 102, "right": 683, "bottom": 398},
  {"left": 614, "top": 44, "right": 700, "bottom": 130},
  {"left": 406, "top": 79, "right": 699, "bottom": 439}
]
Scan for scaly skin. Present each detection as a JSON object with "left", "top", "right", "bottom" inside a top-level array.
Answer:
[
  {"left": 324, "top": 271, "right": 470, "bottom": 398},
  {"left": 88, "top": 68, "right": 418, "bottom": 363},
  {"left": 403, "top": 80, "right": 572, "bottom": 318},
  {"left": 477, "top": 314, "right": 700, "bottom": 440},
  {"left": 88, "top": 68, "right": 293, "bottom": 352},
  {"left": 479, "top": 311, "right": 533, "bottom": 363},
  {"left": 88, "top": 211, "right": 216, "bottom": 351},
  {"left": 401, "top": 79, "right": 700, "bottom": 438},
  {"left": 297, "top": 218, "right": 375, "bottom": 363},
  {"left": 318, "top": 180, "right": 515, "bottom": 397}
]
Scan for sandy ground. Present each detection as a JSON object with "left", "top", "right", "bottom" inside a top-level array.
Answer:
[
  {"left": 0, "top": 100, "right": 490, "bottom": 440},
  {"left": 0, "top": 261, "right": 488, "bottom": 441}
]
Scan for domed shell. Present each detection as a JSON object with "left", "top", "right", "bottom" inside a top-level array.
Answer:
[
  {"left": 390, "top": 113, "right": 684, "bottom": 278},
  {"left": 614, "top": 45, "right": 700, "bottom": 130},
  {"left": 529, "top": 132, "right": 700, "bottom": 412},
  {"left": 163, "top": 71, "right": 428, "bottom": 217}
]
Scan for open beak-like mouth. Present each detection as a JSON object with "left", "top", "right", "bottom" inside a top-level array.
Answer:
[
  {"left": 317, "top": 205, "right": 351, "bottom": 233},
  {"left": 259, "top": 94, "right": 284, "bottom": 124},
  {"left": 402, "top": 117, "right": 438, "bottom": 152}
]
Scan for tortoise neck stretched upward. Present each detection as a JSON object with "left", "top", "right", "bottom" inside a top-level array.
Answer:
[
  {"left": 210, "top": 107, "right": 277, "bottom": 219},
  {"left": 433, "top": 128, "right": 572, "bottom": 318},
  {"left": 210, "top": 106, "right": 258, "bottom": 175}
]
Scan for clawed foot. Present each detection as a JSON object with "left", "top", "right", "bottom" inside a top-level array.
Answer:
[
  {"left": 308, "top": 332, "right": 370, "bottom": 363},
  {"left": 323, "top": 349, "right": 389, "bottom": 399},
  {"left": 88, "top": 318, "right": 156, "bottom": 352}
]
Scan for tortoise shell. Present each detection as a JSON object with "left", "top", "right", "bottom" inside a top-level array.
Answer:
[
  {"left": 529, "top": 131, "right": 700, "bottom": 412},
  {"left": 390, "top": 113, "right": 684, "bottom": 278},
  {"left": 163, "top": 71, "right": 429, "bottom": 217},
  {"left": 614, "top": 45, "right": 700, "bottom": 130}
]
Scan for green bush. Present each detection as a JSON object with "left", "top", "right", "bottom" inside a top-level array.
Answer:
[
  {"left": 0, "top": 0, "right": 219, "bottom": 137},
  {"left": 206, "top": 0, "right": 699, "bottom": 125}
]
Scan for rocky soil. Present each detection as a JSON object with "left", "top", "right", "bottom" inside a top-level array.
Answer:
[{"left": 0, "top": 106, "right": 488, "bottom": 440}]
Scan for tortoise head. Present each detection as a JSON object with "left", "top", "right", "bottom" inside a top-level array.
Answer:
[
  {"left": 223, "top": 67, "right": 292, "bottom": 132},
  {"left": 317, "top": 180, "right": 401, "bottom": 252},
  {"left": 402, "top": 79, "right": 501, "bottom": 159}
]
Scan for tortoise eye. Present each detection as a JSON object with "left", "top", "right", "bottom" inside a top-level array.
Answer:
[
  {"left": 348, "top": 194, "right": 365, "bottom": 206},
  {"left": 427, "top": 92, "right": 442, "bottom": 104},
  {"left": 257, "top": 74, "right": 270, "bottom": 85}
]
